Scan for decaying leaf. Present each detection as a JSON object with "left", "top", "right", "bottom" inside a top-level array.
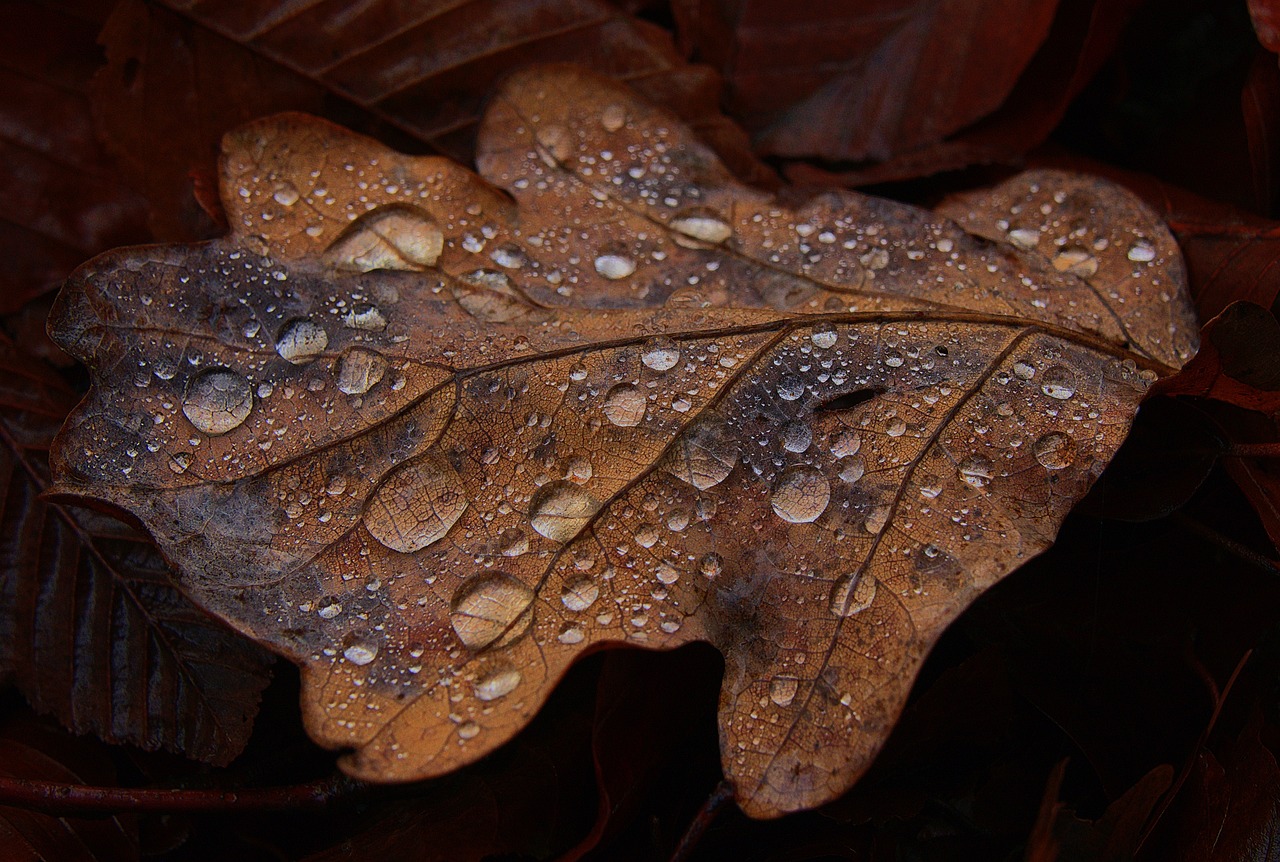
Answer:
[{"left": 47, "top": 65, "right": 1197, "bottom": 817}]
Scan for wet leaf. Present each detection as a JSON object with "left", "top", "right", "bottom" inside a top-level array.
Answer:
[
  {"left": 47, "top": 66, "right": 1197, "bottom": 817},
  {"left": 0, "top": 335, "right": 274, "bottom": 764}
]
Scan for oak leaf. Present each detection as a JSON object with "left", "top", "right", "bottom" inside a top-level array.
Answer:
[{"left": 48, "top": 66, "right": 1197, "bottom": 817}]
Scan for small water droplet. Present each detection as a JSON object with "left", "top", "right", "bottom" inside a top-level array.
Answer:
[
  {"left": 770, "top": 676, "right": 799, "bottom": 707},
  {"left": 864, "top": 506, "right": 889, "bottom": 534},
  {"left": 601, "top": 104, "right": 626, "bottom": 132},
  {"left": 326, "top": 207, "right": 443, "bottom": 271},
  {"left": 536, "top": 124, "right": 573, "bottom": 164},
  {"left": 776, "top": 375, "right": 805, "bottom": 401},
  {"left": 529, "top": 481, "right": 601, "bottom": 542},
  {"left": 558, "top": 624, "right": 586, "bottom": 644},
  {"left": 336, "top": 348, "right": 388, "bottom": 395},
  {"left": 594, "top": 254, "right": 636, "bottom": 280},
  {"left": 838, "top": 457, "right": 865, "bottom": 483},
  {"left": 770, "top": 465, "right": 830, "bottom": 523},
  {"left": 886, "top": 417, "right": 907, "bottom": 437},
  {"left": 457, "top": 721, "right": 480, "bottom": 740},
  {"left": 317, "top": 600, "right": 342, "bottom": 619},
  {"left": 168, "top": 452, "right": 193, "bottom": 474},
  {"left": 474, "top": 667, "right": 521, "bottom": 701},
  {"left": 276, "top": 318, "right": 328, "bottom": 364},
  {"left": 670, "top": 212, "right": 732, "bottom": 245},
  {"left": 699, "top": 553, "right": 723, "bottom": 579},
  {"left": 365, "top": 454, "right": 468, "bottom": 552},
  {"left": 656, "top": 563, "right": 680, "bottom": 585},
  {"left": 182, "top": 368, "right": 253, "bottom": 435},
  {"left": 603, "top": 383, "right": 646, "bottom": 427},
  {"left": 830, "top": 571, "right": 877, "bottom": 617},
  {"left": 1040, "top": 366, "right": 1076, "bottom": 400},
  {"left": 490, "top": 243, "right": 528, "bottom": 269},
  {"left": 451, "top": 572, "right": 535, "bottom": 651},
  {"left": 1033, "top": 431, "right": 1075, "bottom": 470},
  {"left": 273, "top": 184, "right": 299, "bottom": 206},
  {"left": 957, "top": 455, "right": 994, "bottom": 489},
  {"left": 1013, "top": 360, "right": 1036, "bottom": 380},
  {"left": 641, "top": 338, "right": 680, "bottom": 371}
]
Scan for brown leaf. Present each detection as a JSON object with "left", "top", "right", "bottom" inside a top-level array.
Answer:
[
  {"left": 46, "top": 66, "right": 1197, "bottom": 817},
  {"left": 92, "top": 0, "right": 769, "bottom": 240},
  {"left": 0, "top": 335, "right": 274, "bottom": 765}
]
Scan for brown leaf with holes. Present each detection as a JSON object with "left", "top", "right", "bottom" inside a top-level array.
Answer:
[{"left": 45, "top": 66, "right": 1198, "bottom": 817}]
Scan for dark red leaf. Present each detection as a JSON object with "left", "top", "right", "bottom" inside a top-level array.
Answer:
[{"left": 1250, "top": 0, "right": 1280, "bottom": 55}]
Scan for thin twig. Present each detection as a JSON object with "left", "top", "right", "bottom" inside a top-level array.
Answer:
[
  {"left": 0, "top": 772, "right": 365, "bottom": 816},
  {"left": 669, "top": 779, "right": 735, "bottom": 862}
]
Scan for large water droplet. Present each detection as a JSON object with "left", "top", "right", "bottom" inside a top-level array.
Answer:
[
  {"left": 343, "top": 304, "right": 387, "bottom": 331},
  {"left": 276, "top": 318, "right": 328, "bottom": 364},
  {"left": 343, "top": 639, "right": 378, "bottom": 666},
  {"left": 1040, "top": 366, "right": 1076, "bottom": 400},
  {"left": 770, "top": 466, "right": 830, "bottom": 523},
  {"left": 365, "top": 454, "right": 468, "bottom": 553},
  {"left": 670, "top": 212, "right": 732, "bottom": 245},
  {"left": 699, "top": 553, "right": 723, "bottom": 579},
  {"left": 474, "top": 667, "right": 521, "bottom": 701},
  {"left": 1127, "top": 240, "right": 1156, "bottom": 262},
  {"left": 776, "top": 375, "right": 805, "bottom": 401},
  {"left": 450, "top": 572, "right": 535, "bottom": 651},
  {"left": 1033, "top": 432, "right": 1075, "bottom": 470},
  {"left": 536, "top": 125, "right": 573, "bottom": 164},
  {"left": 1008, "top": 227, "right": 1040, "bottom": 249},
  {"left": 662, "top": 419, "right": 738, "bottom": 489},
  {"left": 326, "top": 207, "right": 443, "bottom": 271},
  {"left": 831, "top": 430, "right": 861, "bottom": 458},
  {"left": 811, "top": 328, "right": 838, "bottom": 349},
  {"left": 529, "top": 481, "right": 601, "bottom": 542},
  {"left": 601, "top": 104, "right": 627, "bottom": 132},
  {"left": 829, "top": 571, "right": 877, "bottom": 617},
  {"left": 336, "top": 348, "right": 388, "bottom": 395},
  {"left": 603, "top": 383, "right": 646, "bottom": 427},
  {"left": 1052, "top": 248, "right": 1099, "bottom": 277},
  {"left": 594, "top": 254, "right": 636, "bottom": 280},
  {"left": 561, "top": 578, "right": 599, "bottom": 612},
  {"left": 957, "top": 455, "right": 994, "bottom": 489},
  {"left": 769, "top": 676, "right": 799, "bottom": 707},
  {"left": 780, "top": 421, "right": 812, "bottom": 453},
  {"left": 641, "top": 338, "right": 680, "bottom": 371},
  {"left": 182, "top": 368, "right": 253, "bottom": 435}
]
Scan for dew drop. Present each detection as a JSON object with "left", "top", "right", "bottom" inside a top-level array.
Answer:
[
  {"left": 641, "top": 338, "right": 680, "bottom": 371},
  {"left": 1052, "top": 248, "right": 1099, "bottom": 277},
  {"left": 886, "top": 417, "right": 907, "bottom": 437},
  {"left": 656, "top": 563, "right": 680, "bottom": 585},
  {"left": 811, "top": 328, "right": 838, "bottom": 349},
  {"left": 182, "top": 368, "right": 253, "bottom": 435},
  {"left": 326, "top": 207, "right": 443, "bottom": 271},
  {"left": 336, "top": 348, "right": 388, "bottom": 395},
  {"left": 830, "top": 572, "right": 877, "bottom": 617},
  {"left": 699, "top": 553, "right": 723, "bottom": 579},
  {"left": 831, "top": 430, "right": 861, "bottom": 458},
  {"left": 343, "top": 640, "right": 378, "bottom": 666},
  {"left": 450, "top": 572, "right": 535, "bottom": 651},
  {"left": 780, "top": 421, "right": 812, "bottom": 453},
  {"left": 601, "top": 104, "right": 627, "bottom": 132},
  {"left": 1033, "top": 431, "right": 1076, "bottom": 470},
  {"left": 457, "top": 721, "right": 480, "bottom": 740},
  {"left": 528, "top": 481, "right": 601, "bottom": 542},
  {"left": 1008, "top": 227, "right": 1040, "bottom": 249},
  {"left": 561, "top": 578, "right": 599, "bottom": 612},
  {"left": 838, "top": 457, "right": 865, "bottom": 484},
  {"left": 1012, "top": 360, "right": 1036, "bottom": 380},
  {"left": 776, "top": 375, "right": 805, "bottom": 401},
  {"left": 474, "top": 668, "right": 521, "bottom": 701},
  {"left": 490, "top": 243, "right": 528, "bottom": 270},
  {"left": 770, "top": 465, "right": 830, "bottom": 523},
  {"left": 272, "top": 184, "right": 299, "bottom": 206},
  {"left": 168, "top": 452, "right": 193, "bottom": 474},
  {"left": 670, "top": 212, "right": 733, "bottom": 245},
  {"left": 594, "top": 254, "right": 636, "bottom": 280},
  {"left": 558, "top": 624, "right": 586, "bottom": 645},
  {"left": 1040, "top": 366, "right": 1077, "bottom": 400},
  {"left": 662, "top": 419, "right": 738, "bottom": 489},
  {"left": 603, "top": 383, "right": 646, "bottom": 427},
  {"left": 536, "top": 124, "right": 573, "bottom": 164},
  {"left": 565, "top": 456, "right": 593, "bottom": 484},
  {"left": 276, "top": 318, "right": 328, "bottom": 364},
  {"left": 864, "top": 505, "right": 889, "bottom": 534},
  {"left": 364, "top": 453, "right": 468, "bottom": 553},
  {"left": 317, "top": 600, "right": 342, "bottom": 620},
  {"left": 1127, "top": 241, "right": 1156, "bottom": 262},
  {"left": 770, "top": 676, "right": 799, "bottom": 707},
  {"left": 957, "top": 455, "right": 994, "bottom": 489}
]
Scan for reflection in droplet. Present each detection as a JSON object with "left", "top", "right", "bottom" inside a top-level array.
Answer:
[
  {"left": 957, "top": 455, "right": 994, "bottom": 489},
  {"left": 529, "top": 481, "right": 601, "bottom": 542},
  {"left": 594, "top": 254, "right": 636, "bottom": 280},
  {"left": 451, "top": 572, "right": 535, "bottom": 651},
  {"left": 474, "top": 668, "right": 522, "bottom": 701},
  {"left": 182, "top": 368, "right": 253, "bottom": 435},
  {"left": 561, "top": 578, "right": 599, "bottom": 612},
  {"left": 770, "top": 466, "right": 830, "bottom": 523},
  {"left": 276, "top": 318, "right": 328, "bottom": 364},
  {"left": 336, "top": 348, "right": 388, "bottom": 395},
  {"left": 1033, "top": 432, "right": 1075, "bottom": 470},
  {"left": 1040, "top": 366, "right": 1077, "bottom": 400},
  {"left": 770, "top": 676, "right": 799, "bottom": 707},
  {"left": 365, "top": 454, "right": 468, "bottom": 553},
  {"left": 641, "top": 338, "right": 680, "bottom": 371},
  {"left": 603, "top": 383, "right": 646, "bottom": 427},
  {"left": 830, "top": 571, "right": 877, "bottom": 617},
  {"left": 662, "top": 419, "right": 738, "bottom": 489}
]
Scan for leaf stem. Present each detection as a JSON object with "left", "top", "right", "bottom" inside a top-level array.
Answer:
[
  {"left": 669, "top": 779, "right": 735, "bottom": 862},
  {"left": 0, "top": 772, "right": 365, "bottom": 815},
  {"left": 1230, "top": 441, "right": 1280, "bottom": 459}
]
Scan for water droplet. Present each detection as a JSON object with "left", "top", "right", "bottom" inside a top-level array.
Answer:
[
  {"left": 343, "top": 639, "right": 378, "bottom": 666},
  {"left": 182, "top": 368, "right": 253, "bottom": 435},
  {"left": 529, "top": 481, "right": 601, "bottom": 542},
  {"left": 343, "top": 304, "right": 387, "bottom": 331},
  {"left": 864, "top": 506, "right": 889, "bottom": 534},
  {"left": 886, "top": 417, "right": 907, "bottom": 437},
  {"left": 670, "top": 212, "right": 732, "bottom": 245},
  {"left": 457, "top": 721, "right": 480, "bottom": 740},
  {"left": 838, "top": 457, "right": 865, "bottom": 483},
  {"left": 536, "top": 124, "right": 573, "bottom": 164},
  {"left": 662, "top": 419, "right": 737, "bottom": 489},
  {"left": 770, "top": 466, "right": 830, "bottom": 523},
  {"left": 594, "top": 254, "right": 636, "bottom": 280},
  {"left": 1008, "top": 227, "right": 1040, "bottom": 249},
  {"left": 326, "top": 207, "right": 443, "bottom": 271},
  {"left": 641, "top": 338, "right": 680, "bottom": 371},
  {"left": 601, "top": 104, "right": 627, "bottom": 132},
  {"left": 699, "top": 553, "right": 723, "bottom": 579},
  {"left": 831, "top": 430, "right": 861, "bottom": 458},
  {"left": 1052, "top": 248, "right": 1099, "bottom": 277},
  {"left": 656, "top": 562, "right": 680, "bottom": 585},
  {"left": 829, "top": 571, "right": 877, "bottom": 617},
  {"left": 957, "top": 455, "right": 994, "bottom": 489},
  {"left": 810, "top": 329, "right": 838, "bottom": 349},
  {"left": 1033, "top": 432, "right": 1075, "bottom": 470},
  {"left": 450, "top": 572, "right": 535, "bottom": 651},
  {"left": 317, "top": 600, "right": 342, "bottom": 619},
  {"left": 780, "top": 421, "right": 812, "bottom": 453},
  {"left": 776, "top": 375, "right": 805, "bottom": 401},
  {"left": 365, "top": 454, "right": 468, "bottom": 553},
  {"left": 558, "top": 624, "right": 586, "bottom": 644},
  {"left": 273, "top": 184, "right": 299, "bottom": 206},
  {"left": 1127, "top": 241, "right": 1156, "bottom": 262},
  {"left": 276, "top": 318, "right": 328, "bottom": 364},
  {"left": 497, "top": 527, "right": 529, "bottom": 557},
  {"left": 565, "top": 456, "right": 593, "bottom": 483},
  {"left": 1040, "top": 366, "right": 1076, "bottom": 400},
  {"left": 336, "top": 348, "right": 388, "bottom": 395},
  {"left": 168, "top": 452, "right": 193, "bottom": 474},
  {"left": 603, "top": 383, "right": 646, "bottom": 427},
  {"left": 474, "top": 667, "right": 521, "bottom": 701},
  {"left": 770, "top": 676, "right": 799, "bottom": 707},
  {"left": 561, "top": 578, "right": 599, "bottom": 612},
  {"left": 1012, "top": 360, "right": 1036, "bottom": 380},
  {"left": 490, "top": 243, "right": 528, "bottom": 270}
]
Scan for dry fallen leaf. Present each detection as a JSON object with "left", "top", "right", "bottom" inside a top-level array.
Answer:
[{"left": 47, "top": 65, "right": 1197, "bottom": 817}]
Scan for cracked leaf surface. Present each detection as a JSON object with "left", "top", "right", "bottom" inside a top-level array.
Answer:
[{"left": 48, "top": 66, "right": 1197, "bottom": 817}]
